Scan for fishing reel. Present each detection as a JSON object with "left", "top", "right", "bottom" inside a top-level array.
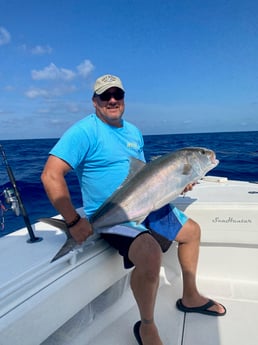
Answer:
[
  {"left": 1, "top": 187, "right": 20, "bottom": 216},
  {"left": 0, "top": 187, "right": 20, "bottom": 230}
]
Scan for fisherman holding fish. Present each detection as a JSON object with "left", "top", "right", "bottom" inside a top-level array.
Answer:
[{"left": 41, "top": 74, "right": 226, "bottom": 345}]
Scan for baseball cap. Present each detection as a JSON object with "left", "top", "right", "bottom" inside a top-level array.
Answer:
[{"left": 93, "top": 74, "right": 125, "bottom": 95}]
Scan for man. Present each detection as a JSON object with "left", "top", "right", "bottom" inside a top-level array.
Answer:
[{"left": 41, "top": 74, "right": 226, "bottom": 345}]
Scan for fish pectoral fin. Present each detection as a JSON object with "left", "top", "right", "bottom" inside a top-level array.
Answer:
[{"left": 182, "top": 163, "right": 192, "bottom": 175}]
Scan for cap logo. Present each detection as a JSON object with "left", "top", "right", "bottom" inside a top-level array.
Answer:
[{"left": 102, "top": 75, "right": 116, "bottom": 83}]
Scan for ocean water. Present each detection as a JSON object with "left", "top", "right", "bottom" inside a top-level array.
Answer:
[{"left": 0, "top": 131, "right": 257, "bottom": 236}]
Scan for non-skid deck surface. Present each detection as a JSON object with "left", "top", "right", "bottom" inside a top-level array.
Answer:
[
  {"left": 86, "top": 289, "right": 258, "bottom": 345},
  {"left": 183, "top": 299, "right": 258, "bottom": 345},
  {"left": 42, "top": 279, "right": 258, "bottom": 345}
]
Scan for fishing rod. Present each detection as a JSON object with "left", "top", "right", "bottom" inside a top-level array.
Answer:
[{"left": 0, "top": 144, "right": 42, "bottom": 243}]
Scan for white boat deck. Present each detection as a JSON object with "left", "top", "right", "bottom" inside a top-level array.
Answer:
[
  {"left": 40, "top": 241, "right": 258, "bottom": 345},
  {"left": 0, "top": 178, "right": 258, "bottom": 345}
]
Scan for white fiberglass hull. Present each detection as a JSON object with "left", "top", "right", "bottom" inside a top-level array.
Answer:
[{"left": 0, "top": 178, "right": 258, "bottom": 345}]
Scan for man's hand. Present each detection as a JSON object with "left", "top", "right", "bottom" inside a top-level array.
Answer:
[
  {"left": 69, "top": 218, "right": 94, "bottom": 244},
  {"left": 181, "top": 182, "right": 196, "bottom": 194}
]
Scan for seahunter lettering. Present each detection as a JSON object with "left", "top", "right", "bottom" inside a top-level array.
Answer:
[{"left": 212, "top": 217, "right": 252, "bottom": 224}]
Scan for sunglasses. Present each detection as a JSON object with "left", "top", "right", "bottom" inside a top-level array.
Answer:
[{"left": 96, "top": 89, "right": 125, "bottom": 102}]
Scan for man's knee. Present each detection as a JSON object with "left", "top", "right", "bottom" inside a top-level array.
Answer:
[
  {"left": 191, "top": 219, "right": 201, "bottom": 240},
  {"left": 175, "top": 218, "right": 201, "bottom": 244},
  {"left": 129, "top": 233, "right": 162, "bottom": 275}
]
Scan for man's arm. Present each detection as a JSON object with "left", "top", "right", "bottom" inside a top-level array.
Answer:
[{"left": 41, "top": 155, "right": 93, "bottom": 243}]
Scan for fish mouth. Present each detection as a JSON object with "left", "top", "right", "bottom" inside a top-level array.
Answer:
[
  {"left": 209, "top": 150, "right": 219, "bottom": 166},
  {"left": 211, "top": 153, "right": 219, "bottom": 166},
  {"left": 214, "top": 158, "right": 219, "bottom": 166}
]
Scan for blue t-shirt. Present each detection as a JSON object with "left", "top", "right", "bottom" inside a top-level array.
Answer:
[{"left": 50, "top": 114, "right": 145, "bottom": 217}]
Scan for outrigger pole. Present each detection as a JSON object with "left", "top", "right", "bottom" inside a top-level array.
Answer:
[{"left": 0, "top": 144, "right": 42, "bottom": 243}]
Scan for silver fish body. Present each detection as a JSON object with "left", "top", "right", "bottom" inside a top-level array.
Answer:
[
  {"left": 40, "top": 147, "right": 218, "bottom": 262},
  {"left": 90, "top": 147, "right": 218, "bottom": 229}
]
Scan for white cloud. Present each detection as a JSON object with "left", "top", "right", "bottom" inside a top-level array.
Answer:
[
  {"left": 66, "top": 102, "right": 81, "bottom": 113},
  {"left": 3, "top": 85, "right": 15, "bottom": 91},
  {"left": 20, "top": 44, "right": 53, "bottom": 55},
  {"left": 25, "top": 88, "right": 50, "bottom": 98},
  {"left": 0, "top": 27, "right": 11, "bottom": 46},
  {"left": 31, "top": 60, "right": 94, "bottom": 81},
  {"left": 25, "top": 85, "right": 77, "bottom": 99},
  {"left": 77, "top": 59, "right": 94, "bottom": 77},
  {"left": 31, "top": 45, "right": 53, "bottom": 55},
  {"left": 32, "top": 63, "right": 76, "bottom": 81},
  {"left": 36, "top": 101, "right": 83, "bottom": 115}
]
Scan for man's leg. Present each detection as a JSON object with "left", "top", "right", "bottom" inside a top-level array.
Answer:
[
  {"left": 129, "top": 233, "right": 163, "bottom": 345},
  {"left": 175, "top": 218, "right": 226, "bottom": 314}
]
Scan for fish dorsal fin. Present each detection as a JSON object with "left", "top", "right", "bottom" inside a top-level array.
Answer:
[
  {"left": 182, "top": 163, "right": 192, "bottom": 175},
  {"left": 118, "top": 157, "right": 146, "bottom": 188},
  {"left": 90, "top": 158, "right": 146, "bottom": 223},
  {"left": 128, "top": 157, "right": 146, "bottom": 178}
]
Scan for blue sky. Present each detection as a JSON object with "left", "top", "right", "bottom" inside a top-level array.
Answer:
[{"left": 1, "top": 0, "right": 258, "bottom": 139}]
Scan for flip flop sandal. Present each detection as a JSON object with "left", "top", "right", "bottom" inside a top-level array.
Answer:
[
  {"left": 133, "top": 321, "right": 143, "bottom": 345},
  {"left": 176, "top": 298, "right": 226, "bottom": 316}
]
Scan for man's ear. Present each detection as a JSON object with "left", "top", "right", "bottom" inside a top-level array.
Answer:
[{"left": 92, "top": 96, "right": 97, "bottom": 107}]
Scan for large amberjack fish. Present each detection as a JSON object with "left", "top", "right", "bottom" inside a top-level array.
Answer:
[{"left": 40, "top": 147, "right": 218, "bottom": 262}]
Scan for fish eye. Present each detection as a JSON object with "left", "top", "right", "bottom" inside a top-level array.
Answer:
[{"left": 200, "top": 149, "right": 206, "bottom": 155}]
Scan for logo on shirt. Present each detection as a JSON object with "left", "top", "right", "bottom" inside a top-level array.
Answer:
[{"left": 127, "top": 142, "right": 139, "bottom": 149}]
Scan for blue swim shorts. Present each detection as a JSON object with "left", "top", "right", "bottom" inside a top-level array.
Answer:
[
  {"left": 143, "top": 204, "right": 188, "bottom": 241},
  {"left": 101, "top": 204, "right": 188, "bottom": 268}
]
